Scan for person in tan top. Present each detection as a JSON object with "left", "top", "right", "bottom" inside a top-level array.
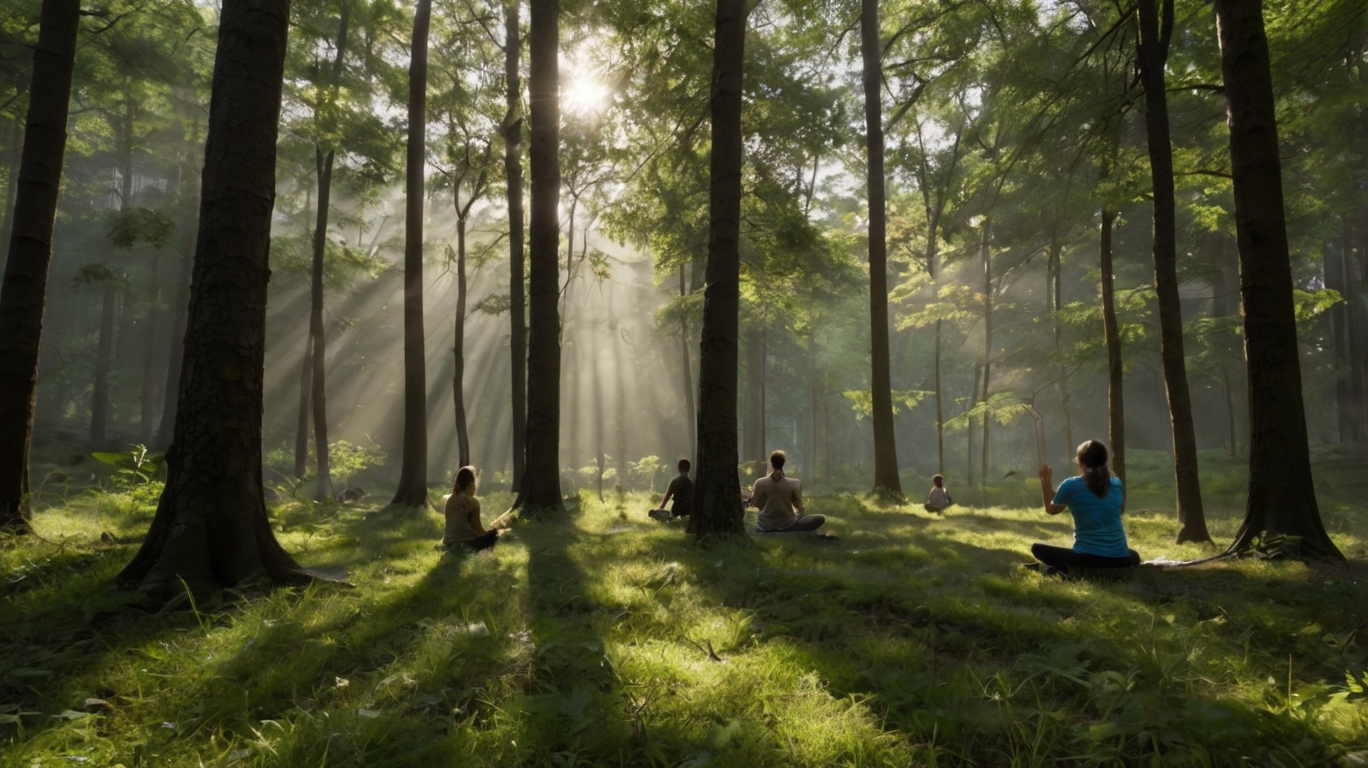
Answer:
[
  {"left": 751, "top": 450, "right": 825, "bottom": 532},
  {"left": 443, "top": 466, "right": 499, "bottom": 551}
]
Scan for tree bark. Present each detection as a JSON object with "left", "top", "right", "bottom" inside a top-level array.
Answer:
[
  {"left": 1, "top": 120, "right": 23, "bottom": 283},
  {"left": 690, "top": 0, "right": 746, "bottom": 537},
  {"left": 1138, "top": 0, "right": 1210, "bottom": 543},
  {"left": 0, "top": 0, "right": 80, "bottom": 531},
  {"left": 1214, "top": 0, "right": 1342, "bottom": 559},
  {"left": 679, "top": 265, "right": 696, "bottom": 462},
  {"left": 979, "top": 218, "right": 992, "bottom": 481},
  {"left": 1099, "top": 209, "right": 1126, "bottom": 499},
  {"left": 454, "top": 211, "right": 471, "bottom": 467},
  {"left": 391, "top": 0, "right": 432, "bottom": 508},
  {"left": 293, "top": 334, "right": 312, "bottom": 479},
  {"left": 309, "top": 148, "right": 335, "bottom": 500},
  {"left": 117, "top": 0, "right": 314, "bottom": 596},
  {"left": 504, "top": 0, "right": 526, "bottom": 489},
  {"left": 861, "top": 0, "right": 902, "bottom": 499},
  {"left": 518, "top": 0, "right": 563, "bottom": 511}
]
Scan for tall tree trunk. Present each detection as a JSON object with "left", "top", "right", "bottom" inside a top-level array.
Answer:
[
  {"left": 1328, "top": 229, "right": 1362, "bottom": 443},
  {"left": 1099, "top": 208, "right": 1126, "bottom": 500},
  {"left": 1049, "top": 234, "right": 1074, "bottom": 458},
  {"left": 0, "top": 0, "right": 80, "bottom": 531},
  {"left": 861, "top": 0, "right": 902, "bottom": 499},
  {"left": 679, "top": 265, "right": 696, "bottom": 461},
  {"left": 305, "top": 5, "right": 348, "bottom": 501},
  {"left": 744, "top": 322, "right": 764, "bottom": 476},
  {"left": 518, "top": 0, "right": 563, "bottom": 511},
  {"left": 691, "top": 0, "right": 746, "bottom": 537},
  {"left": 391, "top": 0, "right": 432, "bottom": 507},
  {"left": 808, "top": 328, "right": 819, "bottom": 485},
  {"left": 157, "top": 145, "right": 197, "bottom": 451},
  {"left": 454, "top": 214, "right": 471, "bottom": 467},
  {"left": 979, "top": 219, "right": 992, "bottom": 481},
  {"left": 967, "top": 362, "right": 980, "bottom": 487},
  {"left": 293, "top": 335, "right": 312, "bottom": 479},
  {"left": 309, "top": 148, "right": 335, "bottom": 500},
  {"left": 117, "top": 0, "right": 314, "bottom": 596},
  {"left": 0, "top": 120, "right": 22, "bottom": 273},
  {"left": 1214, "top": 0, "right": 1342, "bottom": 559},
  {"left": 504, "top": 0, "right": 526, "bottom": 489},
  {"left": 1138, "top": 0, "right": 1210, "bottom": 543}
]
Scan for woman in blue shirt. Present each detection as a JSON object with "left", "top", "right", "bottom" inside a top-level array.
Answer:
[{"left": 1029, "top": 440, "right": 1140, "bottom": 574}]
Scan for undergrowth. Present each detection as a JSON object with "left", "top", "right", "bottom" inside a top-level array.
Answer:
[{"left": 2, "top": 464, "right": 1367, "bottom": 766}]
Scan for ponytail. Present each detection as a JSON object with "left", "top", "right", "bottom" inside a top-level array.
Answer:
[{"left": 1076, "top": 440, "right": 1111, "bottom": 498}]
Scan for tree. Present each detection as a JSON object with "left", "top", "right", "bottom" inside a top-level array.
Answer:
[
  {"left": 517, "top": 0, "right": 563, "bottom": 511},
  {"left": 391, "top": 0, "right": 432, "bottom": 508},
  {"left": 118, "top": 0, "right": 316, "bottom": 594},
  {"left": 1136, "top": 0, "right": 1209, "bottom": 544},
  {"left": 861, "top": 0, "right": 902, "bottom": 499},
  {"left": 1213, "top": 0, "right": 1342, "bottom": 559},
  {"left": 503, "top": 0, "right": 526, "bottom": 488},
  {"left": 305, "top": 0, "right": 352, "bottom": 501},
  {"left": 0, "top": 0, "right": 80, "bottom": 532},
  {"left": 690, "top": 0, "right": 746, "bottom": 537},
  {"left": 1098, "top": 208, "right": 1126, "bottom": 493}
]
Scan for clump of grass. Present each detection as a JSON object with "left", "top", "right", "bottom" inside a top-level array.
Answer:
[{"left": 2, "top": 467, "right": 1366, "bottom": 766}]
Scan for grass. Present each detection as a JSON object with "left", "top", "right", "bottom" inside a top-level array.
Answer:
[{"left": 3, "top": 456, "right": 1368, "bottom": 767}]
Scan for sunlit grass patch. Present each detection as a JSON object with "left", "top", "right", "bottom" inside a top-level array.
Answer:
[{"left": 3, "top": 478, "right": 1367, "bottom": 766}]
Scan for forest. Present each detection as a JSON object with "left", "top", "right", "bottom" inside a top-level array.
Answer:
[{"left": 1, "top": 0, "right": 1367, "bottom": 763}]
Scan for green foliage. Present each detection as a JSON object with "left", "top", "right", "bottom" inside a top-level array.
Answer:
[
  {"left": 90, "top": 445, "right": 164, "bottom": 490},
  {"left": 107, "top": 206, "right": 176, "bottom": 250},
  {"left": 843, "top": 389, "right": 932, "bottom": 421}
]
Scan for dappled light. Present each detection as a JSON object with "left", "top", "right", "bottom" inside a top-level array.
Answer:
[{"left": 1, "top": 0, "right": 1366, "bottom": 761}]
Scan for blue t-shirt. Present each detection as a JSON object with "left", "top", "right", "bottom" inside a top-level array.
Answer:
[{"left": 1052, "top": 475, "right": 1128, "bottom": 558}]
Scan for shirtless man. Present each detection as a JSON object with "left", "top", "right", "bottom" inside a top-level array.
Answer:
[{"left": 750, "top": 450, "right": 824, "bottom": 532}]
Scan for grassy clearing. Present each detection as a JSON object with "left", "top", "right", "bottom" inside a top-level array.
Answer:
[{"left": 3, "top": 458, "right": 1368, "bottom": 767}]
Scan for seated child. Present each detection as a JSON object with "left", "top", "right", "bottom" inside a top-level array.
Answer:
[
  {"left": 649, "top": 458, "right": 694, "bottom": 522},
  {"left": 443, "top": 465, "right": 499, "bottom": 552},
  {"left": 924, "top": 474, "right": 952, "bottom": 513}
]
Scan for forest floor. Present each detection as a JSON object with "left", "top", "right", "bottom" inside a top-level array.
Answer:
[{"left": 3, "top": 453, "right": 1368, "bottom": 767}]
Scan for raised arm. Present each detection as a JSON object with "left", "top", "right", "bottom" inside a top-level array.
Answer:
[{"left": 1038, "top": 465, "right": 1067, "bottom": 515}]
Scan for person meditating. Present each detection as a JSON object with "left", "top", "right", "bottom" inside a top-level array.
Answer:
[
  {"left": 650, "top": 458, "right": 694, "bottom": 522},
  {"left": 924, "top": 473, "right": 952, "bottom": 514},
  {"left": 751, "top": 450, "right": 824, "bottom": 532},
  {"left": 443, "top": 465, "right": 500, "bottom": 552},
  {"left": 1029, "top": 440, "right": 1140, "bottom": 575}
]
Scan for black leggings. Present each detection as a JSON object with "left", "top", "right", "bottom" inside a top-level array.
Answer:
[{"left": 1031, "top": 543, "right": 1139, "bottom": 573}]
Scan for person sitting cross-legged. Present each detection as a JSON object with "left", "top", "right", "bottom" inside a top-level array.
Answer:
[
  {"left": 1028, "top": 440, "right": 1140, "bottom": 576},
  {"left": 649, "top": 458, "right": 694, "bottom": 522},
  {"left": 924, "top": 473, "right": 952, "bottom": 514},
  {"left": 751, "top": 450, "right": 824, "bottom": 532},
  {"left": 442, "top": 465, "right": 500, "bottom": 552}
]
